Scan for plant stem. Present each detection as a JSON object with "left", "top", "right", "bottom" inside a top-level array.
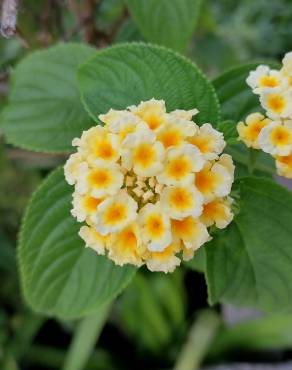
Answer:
[
  {"left": 62, "top": 303, "right": 111, "bottom": 370},
  {"left": 174, "top": 310, "right": 221, "bottom": 370},
  {"left": 248, "top": 148, "right": 257, "bottom": 175}
]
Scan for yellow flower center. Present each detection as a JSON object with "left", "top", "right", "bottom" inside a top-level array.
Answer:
[
  {"left": 172, "top": 217, "right": 193, "bottom": 237},
  {"left": 167, "top": 158, "right": 191, "bottom": 179},
  {"left": 267, "top": 95, "right": 286, "bottom": 113},
  {"left": 95, "top": 140, "right": 115, "bottom": 160},
  {"left": 146, "top": 215, "right": 165, "bottom": 238},
  {"left": 276, "top": 154, "right": 292, "bottom": 165},
  {"left": 158, "top": 129, "right": 182, "bottom": 148},
  {"left": 120, "top": 228, "right": 137, "bottom": 249},
  {"left": 195, "top": 169, "right": 217, "bottom": 193},
  {"left": 169, "top": 188, "right": 192, "bottom": 210},
  {"left": 104, "top": 204, "right": 127, "bottom": 225},
  {"left": 144, "top": 114, "right": 163, "bottom": 130},
  {"left": 83, "top": 196, "right": 103, "bottom": 212},
  {"left": 246, "top": 121, "right": 267, "bottom": 140},
  {"left": 203, "top": 200, "right": 225, "bottom": 220},
  {"left": 188, "top": 136, "right": 210, "bottom": 153},
  {"left": 259, "top": 75, "right": 279, "bottom": 88},
  {"left": 133, "top": 144, "right": 155, "bottom": 168},
  {"left": 88, "top": 169, "right": 111, "bottom": 188},
  {"left": 270, "top": 126, "right": 292, "bottom": 146}
]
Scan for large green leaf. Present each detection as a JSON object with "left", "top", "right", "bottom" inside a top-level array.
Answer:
[
  {"left": 206, "top": 177, "right": 292, "bottom": 312},
  {"left": 2, "top": 43, "right": 95, "bottom": 153},
  {"left": 19, "top": 168, "right": 136, "bottom": 319},
  {"left": 78, "top": 43, "right": 219, "bottom": 126},
  {"left": 213, "top": 62, "right": 279, "bottom": 122},
  {"left": 125, "top": 0, "right": 201, "bottom": 52}
]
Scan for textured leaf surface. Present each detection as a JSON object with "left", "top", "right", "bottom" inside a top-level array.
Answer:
[
  {"left": 19, "top": 169, "right": 136, "bottom": 319},
  {"left": 206, "top": 177, "right": 292, "bottom": 312},
  {"left": 78, "top": 43, "right": 219, "bottom": 126},
  {"left": 2, "top": 43, "right": 95, "bottom": 153},
  {"left": 125, "top": 0, "right": 201, "bottom": 52},
  {"left": 213, "top": 62, "right": 279, "bottom": 122}
]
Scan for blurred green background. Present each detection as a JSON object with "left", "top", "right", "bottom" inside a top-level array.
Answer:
[{"left": 1, "top": 0, "right": 292, "bottom": 369}]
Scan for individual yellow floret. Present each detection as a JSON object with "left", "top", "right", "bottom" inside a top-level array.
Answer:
[
  {"left": 195, "top": 158, "right": 234, "bottom": 202},
  {"left": 107, "top": 223, "right": 144, "bottom": 267},
  {"left": 76, "top": 160, "right": 123, "bottom": 197},
  {"left": 157, "top": 115, "right": 197, "bottom": 148},
  {"left": 93, "top": 191, "right": 138, "bottom": 235},
  {"left": 260, "top": 90, "right": 292, "bottom": 120},
  {"left": 157, "top": 144, "right": 204, "bottom": 186},
  {"left": 237, "top": 112, "right": 271, "bottom": 149},
  {"left": 129, "top": 98, "right": 167, "bottom": 131},
  {"left": 258, "top": 121, "right": 292, "bottom": 156},
  {"left": 71, "top": 192, "right": 103, "bottom": 223},
  {"left": 73, "top": 126, "right": 121, "bottom": 164},
  {"left": 171, "top": 217, "right": 210, "bottom": 251},
  {"left": 275, "top": 153, "right": 292, "bottom": 178},
  {"left": 246, "top": 65, "right": 282, "bottom": 94},
  {"left": 161, "top": 185, "right": 204, "bottom": 220},
  {"left": 188, "top": 123, "right": 225, "bottom": 160},
  {"left": 122, "top": 125, "right": 165, "bottom": 176},
  {"left": 201, "top": 197, "right": 234, "bottom": 229},
  {"left": 79, "top": 225, "right": 108, "bottom": 255},
  {"left": 139, "top": 203, "right": 172, "bottom": 252},
  {"left": 145, "top": 243, "right": 181, "bottom": 273}
]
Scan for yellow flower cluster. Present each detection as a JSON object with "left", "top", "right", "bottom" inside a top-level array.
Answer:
[
  {"left": 237, "top": 52, "right": 292, "bottom": 178},
  {"left": 65, "top": 99, "right": 235, "bottom": 273}
]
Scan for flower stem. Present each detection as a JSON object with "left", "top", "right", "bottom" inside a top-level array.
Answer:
[
  {"left": 62, "top": 303, "right": 111, "bottom": 370},
  {"left": 174, "top": 310, "right": 221, "bottom": 370}
]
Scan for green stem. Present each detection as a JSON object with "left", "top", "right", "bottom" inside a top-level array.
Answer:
[
  {"left": 62, "top": 303, "right": 111, "bottom": 370},
  {"left": 174, "top": 310, "right": 221, "bottom": 370},
  {"left": 248, "top": 148, "right": 257, "bottom": 175}
]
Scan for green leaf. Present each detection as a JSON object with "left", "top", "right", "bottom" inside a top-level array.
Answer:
[
  {"left": 125, "top": 0, "right": 201, "bottom": 52},
  {"left": 213, "top": 62, "right": 279, "bottom": 122},
  {"left": 114, "top": 19, "right": 143, "bottom": 43},
  {"left": 2, "top": 43, "right": 95, "bottom": 153},
  {"left": 210, "top": 314, "right": 292, "bottom": 358},
  {"left": 217, "top": 120, "right": 238, "bottom": 145},
  {"left": 78, "top": 43, "right": 219, "bottom": 126},
  {"left": 185, "top": 247, "right": 206, "bottom": 273},
  {"left": 18, "top": 168, "right": 136, "bottom": 319},
  {"left": 206, "top": 177, "right": 292, "bottom": 312},
  {"left": 227, "top": 144, "right": 275, "bottom": 178}
]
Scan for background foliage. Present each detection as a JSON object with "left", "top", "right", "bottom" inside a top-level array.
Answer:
[{"left": 1, "top": 1, "right": 292, "bottom": 370}]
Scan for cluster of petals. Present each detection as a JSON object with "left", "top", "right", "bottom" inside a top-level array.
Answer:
[
  {"left": 238, "top": 52, "right": 292, "bottom": 178},
  {"left": 65, "top": 99, "right": 235, "bottom": 273}
]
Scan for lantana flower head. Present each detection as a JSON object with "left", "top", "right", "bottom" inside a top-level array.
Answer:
[
  {"left": 237, "top": 52, "right": 292, "bottom": 179},
  {"left": 65, "top": 99, "right": 235, "bottom": 273}
]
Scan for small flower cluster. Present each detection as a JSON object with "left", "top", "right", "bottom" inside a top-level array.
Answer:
[
  {"left": 65, "top": 99, "right": 235, "bottom": 273},
  {"left": 237, "top": 52, "right": 292, "bottom": 178}
]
